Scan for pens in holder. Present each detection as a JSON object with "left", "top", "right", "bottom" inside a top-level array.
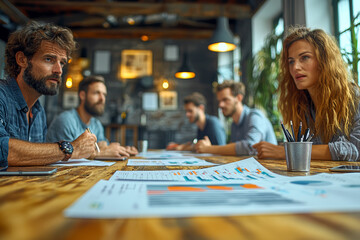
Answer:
[
  {"left": 303, "top": 128, "right": 310, "bottom": 141},
  {"left": 290, "top": 120, "right": 296, "bottom": 141},
  {"left": 297, "top": 122, "right": 302, "bottom": 142},
  {"left": 86, "top": 128, "right": 100, "bottom": 153},
  {"left": 281, "top": 121, "right": 313, "bottom": 143},
  {"left": 306, "top": 133, "right": 314, "bottom": 142},
  {"left": 280, "top": 121, "right": 291, "bottom": 142},
  {"left": 285, "top": 129, "right": 295, "bottom": 142}
]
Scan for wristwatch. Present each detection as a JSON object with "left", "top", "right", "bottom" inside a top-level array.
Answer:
[{"left": 57, "top": 141, "right": 74, "bottom": 161}]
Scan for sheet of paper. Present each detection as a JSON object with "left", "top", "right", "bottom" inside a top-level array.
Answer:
[
  {"left": 127, "top": 157, "right": 216, "bottom": 166},
  {"left": 64, "top": 172, "right": 360, "bottom": 219},
  {"left": 183, "top": 153, "right": 218, "bottom": 157},
  {"left": 51, "top": 158, "right": 115, "bottom": 167},
  {"left": 110, "top": 157, "right": 279, "bottom": 182},
  {"left": 136, "top": 150, "right": 186, "bottom": 159}
]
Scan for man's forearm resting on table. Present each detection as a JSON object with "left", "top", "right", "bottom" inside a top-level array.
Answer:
[
  {"left": 6, "top": 139, "right": 64, "bottom": 166},
  {"left": 200, "top": 143, "right": 237, "bottom": 155}
]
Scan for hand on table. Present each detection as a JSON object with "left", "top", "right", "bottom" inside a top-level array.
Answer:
[
  {"left": 98, "top": 142, "right": 130, "bottom": 157},
  {"left": 166, "top": 142, "right": 179, "bottom": 150},
  {"left": 195, "top": 136, "right": 211, "bottom": 153},
  {"left": 252, "top": 141, "right": 285, "bottom": 159},
  {"left": 125, "top": 146, "right": 138, "bottom": 155},
  {"left": 71, "top": 130, "right": 97, "bottom": 159}
]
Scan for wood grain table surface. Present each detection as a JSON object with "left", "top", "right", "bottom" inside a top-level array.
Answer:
[{"left": 0, "top": 154, "right": 359, "bottom": 240}]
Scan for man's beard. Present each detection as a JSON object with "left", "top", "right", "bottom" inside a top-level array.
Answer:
[
  {"left": 191, "top": 112, "right": 200, "bottom": 123},
  {"left": 222, "top": 103, "right": 237, "bottom": 117},
  {"left": 84, "top": 99, "right": 105, "bottom": 117},
  {"left": 23, "top": 62, "right": 61, "bottom": 96}
]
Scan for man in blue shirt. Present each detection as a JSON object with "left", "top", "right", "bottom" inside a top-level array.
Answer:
[
  {"left": 167, "top": 92, "right": 226, "bottom": 151},
  {"left": 195, "top": 80, "right": 277, "bottom": 155},
  {"left": 47, "top": 76, "right": 138, "bottom": 157},
  {"left": 0, "top": 21, "right": 97, "bottom": 168}
]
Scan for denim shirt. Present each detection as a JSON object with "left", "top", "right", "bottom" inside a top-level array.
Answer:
[{"left": 0, "top": 77, "right": 47, "bottom": 167}]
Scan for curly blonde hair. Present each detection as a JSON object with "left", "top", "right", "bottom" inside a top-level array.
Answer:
[{"left": 278, "top": 26, "right": 359, "bottom": 143}]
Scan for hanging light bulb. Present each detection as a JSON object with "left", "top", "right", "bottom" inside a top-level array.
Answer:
[
  {"left": 208, "top": 17, "right": 236, "bottom": 52},
  {"left": 175, "top": 51, "right": 196, "bottom": 79},
  {"left": 162, "top": 79, "right": 169, "bottom": 89},
  {"left": 66, "top": 77, "right": 73, "bottom": 88}
]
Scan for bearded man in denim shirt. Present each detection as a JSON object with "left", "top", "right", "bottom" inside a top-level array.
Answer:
[{"left": 0, "top": 21, "right": 96, "bottom": 168}]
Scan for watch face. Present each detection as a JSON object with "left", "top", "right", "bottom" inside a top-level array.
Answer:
[{"left": 60, "top": 141, "right": 74, "bottom": 154}]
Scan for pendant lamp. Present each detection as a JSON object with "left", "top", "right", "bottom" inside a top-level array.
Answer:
[
  {"left": 175, "top": 51, "right": 196, "bottom": 79},
  {"left": 208, "top": 17, "right": 236, "bottom": 52}
]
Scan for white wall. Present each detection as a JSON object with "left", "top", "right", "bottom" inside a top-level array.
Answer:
[
  {"left": 252, "top": 0, "right": 334, "bottom": 56},
  {"left": 305, "top": 0, "right": 334, "bottom": 34},
  {"left": 252, "top": 0, "right": 282, "bottom": 55}
]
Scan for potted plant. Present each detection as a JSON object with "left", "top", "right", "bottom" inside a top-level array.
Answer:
[{"left": 246, "top": 30, "right": 283, "bottom": 140}]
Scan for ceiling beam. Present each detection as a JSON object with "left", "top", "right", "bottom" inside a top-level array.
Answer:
[
  {"left": 10, "top": 0, "right": 252, "bottom": 19},
  {"left": 0, "top": 0, "right": 29, "bottom": 24},
  {"left": 72, "top": 27, "right": 213, "bottom": 40}
]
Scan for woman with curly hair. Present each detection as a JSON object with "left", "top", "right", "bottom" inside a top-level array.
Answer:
[{"left": 253, "top": 26, "right": 360, "bottom": 161}]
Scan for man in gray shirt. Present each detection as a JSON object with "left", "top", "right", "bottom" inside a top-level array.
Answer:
[{"left": 195, "top": 80, "right": 277, "bottom": 155}]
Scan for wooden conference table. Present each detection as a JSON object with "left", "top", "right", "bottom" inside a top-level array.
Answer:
[{"left": 0, "top": 154, "right": 359, "bottom": 240}]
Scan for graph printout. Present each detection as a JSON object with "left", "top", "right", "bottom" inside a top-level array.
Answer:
[
  {"left": 127, "top": 157, "right": 217, "bottom": 166},
  {"left": 51, "top": 158, "right": 115, "bottom": 167},
  {"left": 136, "top": 151, "right": 186, "bottom": 159},
  {"left": 110, "top": 157, "right": 279, "bottom": 182},
  {"left": 65, "top": 171, "right": 360, "bottom": 218}
]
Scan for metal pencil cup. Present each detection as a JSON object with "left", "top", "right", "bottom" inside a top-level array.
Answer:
[{"left": 284, "top": 142, "right": 313, "bottom": 172}]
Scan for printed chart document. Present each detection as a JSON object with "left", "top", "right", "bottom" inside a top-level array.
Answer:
[
  {"left": 65, "top": 157, "right": 360, "bottom": 218},
  {"left": 51, "top": 158, "right": 115, "bottom": 167},
  {"left": 136, "top": 151, "right": 187, "bottom": 159},
  {"left": 110, "top": 157, "right": 277, "bottom": 182},
  {"left": 65, "top": 175, "right": 360, "bottom": 219},
  {"left": 127, "top": 157, "right": 217, "bottom": 166}
]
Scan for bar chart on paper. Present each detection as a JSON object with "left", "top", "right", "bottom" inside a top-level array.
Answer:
[{"left": 109, "top": 157, "right": 279, "bottom": 182}]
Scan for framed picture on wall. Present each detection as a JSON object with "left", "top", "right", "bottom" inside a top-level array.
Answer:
[
  {"left": 119, "top": 50, "right": 152, "bottom": 79},
  {"left": 159, "top": 91, "right": 177, "bottom": 110},
  {"left": 94, "top": 50, "right": 111, "bottom": 74},
  {"left": 63, "top": 91, "right": 79, "bottom": 109}
]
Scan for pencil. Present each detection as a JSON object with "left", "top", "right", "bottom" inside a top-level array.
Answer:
[{"left": 86, "top": 128, "right": 100, "bottom": 153}]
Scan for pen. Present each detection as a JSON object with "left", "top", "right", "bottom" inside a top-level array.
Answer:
[
  {"left": 290, "top": 120, "right": 296, "bottom": 141},
  {"left": 297, "top": 122, "right": 302, "bottom": 142},
  {"left": 285, "top": 129, "right": 295, "bottom": 142},
  {"left": 86, "top": 128, "right": 100, "bottom": 153},
  {"left": 303, "top": 128, "right": 310, "bottom": 141},
  {"left": 280, "top": 121, "right": 290, "bottom": 142},
  {"left": 306, "top": 133, "right": 314, "bottom": 142}
]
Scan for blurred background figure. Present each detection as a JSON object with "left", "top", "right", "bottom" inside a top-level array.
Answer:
[{"left": 167, "top": 92, "right": 226, "bottom": 151}]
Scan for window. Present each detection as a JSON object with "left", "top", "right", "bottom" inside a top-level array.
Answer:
[{"left": 335, "top": 0, "right": 360, "bottom": 83}]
